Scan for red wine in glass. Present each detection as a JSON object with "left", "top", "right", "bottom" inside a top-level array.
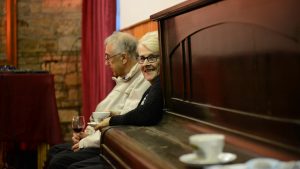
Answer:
[
  {"left": 72, "top": 116, "right": 85, "bottom": 133},
  {"left": 73, "top": 127, "right": 84, "bottom": 133}
]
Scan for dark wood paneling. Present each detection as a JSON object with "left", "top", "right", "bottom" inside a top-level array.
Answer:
[
  {"left": 100, "top": 1, "right": 300, "bottom": 168},
  {"left": 152, "top": 0, "right": 300, "bottom": 156}
]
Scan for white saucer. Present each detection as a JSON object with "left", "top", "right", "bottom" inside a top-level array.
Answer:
[
  {"left": 87, "top": 122, "right": 98, "bottom": 127},
  {"left": 179, "top": 152, "right": 237, "bottom": 166}
]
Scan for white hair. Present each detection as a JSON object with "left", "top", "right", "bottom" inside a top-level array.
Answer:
[
  {"left": 138, "top": 31, "right": 159, "bottom": 54},
  {"left": 105, "top": 31, "right": 138, "bottom": 58}
]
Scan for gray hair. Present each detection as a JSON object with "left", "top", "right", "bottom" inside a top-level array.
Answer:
[
  {"left": 138, "top": 31, "right": 159, "bottom": 54},
  {"left": 105, "top": 31, "right": 138, "bottom": 58}
]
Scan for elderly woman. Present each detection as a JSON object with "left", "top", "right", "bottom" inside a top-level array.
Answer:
[
  {"left": 95, "top": 31, "right": 163, "bottom": 129},
  {"left": 68, "top": 31, "right": 163, "bottom": 169}
]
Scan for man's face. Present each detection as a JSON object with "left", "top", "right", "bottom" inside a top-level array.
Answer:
[
  {"left": 137, "top": 45, "right": 160, "bottom": 83},
  {"left": 105, "top": 44, "right": 125, "bottom": 77}
]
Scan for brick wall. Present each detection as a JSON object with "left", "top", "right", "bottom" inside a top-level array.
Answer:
[{"left": 17, "top": 0, "right": 83, "bottom": 141}]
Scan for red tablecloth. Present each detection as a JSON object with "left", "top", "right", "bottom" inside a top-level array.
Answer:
[{"left": 0, "top": 72, "right": 62, "bottom": 145}]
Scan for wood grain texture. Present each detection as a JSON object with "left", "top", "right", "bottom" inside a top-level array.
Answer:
[
  {"left": 121, "top": 19, "right": 158, "bottom": 39},
  {"left": 100, "top": 0, "right": 300, "bottom": 168},
  {"left": 152, "top": 0, "right": 300, "bottom": 156},
  {"left": 101, "top": 113, "right": 299, "bottom": 169}
]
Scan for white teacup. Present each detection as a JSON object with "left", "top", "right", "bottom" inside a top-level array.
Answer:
[
  {"left": 189, "top": 134, "right": 225, "bottom": 162},
  {"left": 92, "top": 111, "right": 110, "bottom": 123}
]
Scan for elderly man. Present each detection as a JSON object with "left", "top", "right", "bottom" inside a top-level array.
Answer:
[
  {"left": 67, "top": 31, "right": 163, "bottom": 169},
  {"left": 47, "top": 32, "right": 150, "bottom": 169}
]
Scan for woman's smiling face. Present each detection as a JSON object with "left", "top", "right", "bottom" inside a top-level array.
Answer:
[{"left": 137, "top": 45, "right": 160, "bottom": 84}]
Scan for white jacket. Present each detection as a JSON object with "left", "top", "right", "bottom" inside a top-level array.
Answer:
[{"left": 79, "top": 64, "right": 150, "bottom": 148}]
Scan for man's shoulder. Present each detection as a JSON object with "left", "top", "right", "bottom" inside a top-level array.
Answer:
[
  {"left": 129, "top": 71, "right": 150, "bottom": 88},
  {"left": 126, "top": 69, "right": 147, "bottom": 84}
]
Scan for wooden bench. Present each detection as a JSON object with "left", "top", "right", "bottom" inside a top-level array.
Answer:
[
  {"left": 100, "top": 0, "right": 300, "bottom": 168},
  {"left": 100, "top": 112, "right": 299, "bottom": 169}
]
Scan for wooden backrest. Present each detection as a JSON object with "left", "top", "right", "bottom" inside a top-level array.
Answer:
[
  {"left": 151, "top": 0, "right": 300, "bottom": 158},
  {"left": 100, "top": 1, "right": 300, "bottom": 168}
]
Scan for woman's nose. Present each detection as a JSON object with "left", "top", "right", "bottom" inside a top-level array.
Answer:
[{"left": 142, "top": 58, "right": 150, "bottom": 66}]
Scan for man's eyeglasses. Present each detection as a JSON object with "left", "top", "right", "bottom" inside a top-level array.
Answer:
[
  {"left": 105, "top": 53, "right": 122, "bottom": 61},
  {"left": 137, "top": 54, "right": 159, "bottom": 64}
]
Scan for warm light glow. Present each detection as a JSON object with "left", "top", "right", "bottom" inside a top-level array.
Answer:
[
  {"left": 5, "top": 0, "right": 16, "bottom": 66},
  {"left": 6, "top": 0, "right": 12, "bottom": 64}
]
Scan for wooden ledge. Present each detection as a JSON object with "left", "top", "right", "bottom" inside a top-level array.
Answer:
[{"left": 100, "top": 113, "right": 299, "bottom": 169}]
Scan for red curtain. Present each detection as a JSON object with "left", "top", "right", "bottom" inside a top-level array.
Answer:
[{"left": 81, "top": 0, "right": 116, "bottom": 121}]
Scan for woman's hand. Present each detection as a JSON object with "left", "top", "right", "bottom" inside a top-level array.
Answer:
[{"left": 94, "top": 117, "right": 111, "bottom": 130}]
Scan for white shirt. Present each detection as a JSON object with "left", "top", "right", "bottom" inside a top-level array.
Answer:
[{"left": 79, "top": 63, "right": 150, "bottom": 148}]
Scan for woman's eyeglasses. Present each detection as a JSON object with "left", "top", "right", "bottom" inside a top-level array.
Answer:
[{"left": 137, "top": 54, "right": 159, "bottom": 64}]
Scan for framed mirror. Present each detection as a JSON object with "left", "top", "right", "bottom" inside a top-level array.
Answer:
[{"left": 0, "top": 0, "right": 17, "bottom": 66}]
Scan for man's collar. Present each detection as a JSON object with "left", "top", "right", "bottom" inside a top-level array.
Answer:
[{"left": 112, "top": 63, "right": 140, "bottom": 83}]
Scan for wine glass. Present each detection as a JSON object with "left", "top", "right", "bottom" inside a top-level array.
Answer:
[{"left": 72, "top": 116, "right": 85, "bottom": 133}]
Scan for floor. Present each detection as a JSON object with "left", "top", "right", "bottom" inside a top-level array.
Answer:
[{"left": 1, "top": 143, "right": 37, "bottom": 169}]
